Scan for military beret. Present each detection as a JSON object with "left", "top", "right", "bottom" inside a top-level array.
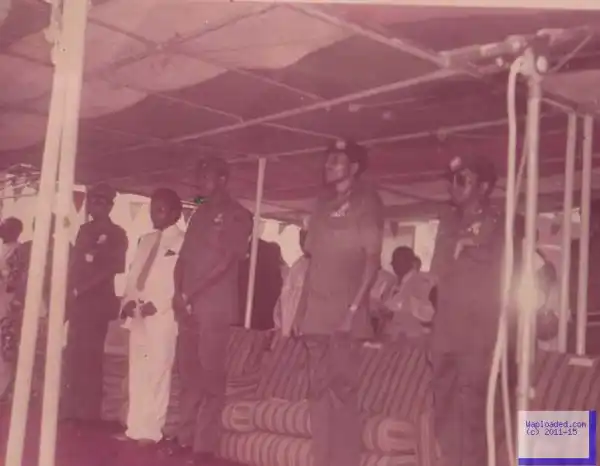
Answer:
[
  {"left": 196, "top": 156, "right": 230, "bottom": 178},
  {"left": 87, "top": 183, "right": 116, "bottom": 202}
]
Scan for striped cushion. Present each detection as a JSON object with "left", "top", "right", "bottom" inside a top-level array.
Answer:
[
  {"left": 362, "top": 415, "right": 416, "bottom": 455},
  {"left": 256, "top": 335, "right": 311, "bottom": 401},
  {"left": 220, "top": 432, "right": 312, "bottom": 466},
  {"left": 222, "top": 400, "right": 259, "bottom": 433},
  {"left": 101, "top": 354, "right": 128, "bottom": 422},
  {"left": 360, "top": 453, "right": 418, "bottom": 466},
  {"left": 104, "top": 321, "right": 128, "bottom": 356},
  {"left": 532, "top": 350, "right": 600, "bottom": 448},
  {"left": 227, "top": 328, "right": 274, "bottom": 378},
  {"left": 357, "top": 342, "right": 432, "bottom": 422},
  {"left": 533, "top": 350, "right": 600, "bottom": 411},
  {"left": 253, "top": 399, "right": 311, "bottom": 437}
]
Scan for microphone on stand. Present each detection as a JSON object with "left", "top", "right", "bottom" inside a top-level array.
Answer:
[{"left": 440, "top": 27, "right": 592, "bottom": 69}]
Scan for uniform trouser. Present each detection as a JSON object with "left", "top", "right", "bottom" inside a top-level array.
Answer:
[
  {"left": 175, "top": 320, "right": 228, "bottom": 454},
  {"left": 0, "top": 355, "right": 12, "bottom": 401},
  {"left": 303, "top": 335, "right": 362, "bottom": 466},
  {"left": 125, "top": 316, "right": 177, "bottom": 441},
  {"left": 62, "top": 314, "right": 110, "bottom": 421},
  {"left": 432, "top": 351, "right": 491, "bottom": 466}
]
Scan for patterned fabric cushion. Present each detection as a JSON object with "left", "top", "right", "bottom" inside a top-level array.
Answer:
[
  {"left": 227, "top": 327, "right": 274, "bottom": 378},
  {"left": 101, "top": 354, "right": 128, "bottom": 422},
  {"left": 256, "top": 334, "right": 311, "bottom": 401},
  {"left": 357, "top": 341, "right": 432, "bottom": 422},
  {"left": 104, "top": 321, "right": 128, "bottom": 356},
  {"left": 362, "top": 415, "right": 416, "bottom": 455},
  {"left": 360, "top": 453, "right": 418, "bottom": 466},
  {"left": 220, "top": 432, "right": 312, "bottom": 466},
  {"left": 533, "top": 350, "right": 600, "bottom": 411},
  {"left": 253, "top": 399, "right": 311, "bottom": 437},
  {"left": 222, "top": 400, "right": 259, "bottom": 433},
  {"left": 531, "top": 350, "right": 600, "bottom": 448}
]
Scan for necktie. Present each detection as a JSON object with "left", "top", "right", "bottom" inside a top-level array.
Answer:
[{"left": 136, "top": 231, "right": 162, "bottom": 291}]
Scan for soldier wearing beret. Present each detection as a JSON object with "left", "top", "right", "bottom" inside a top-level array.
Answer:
[
  {"left": 430, "top": 154, "right": 507, "bottom": 466},
  {"left": 164, "top": 157, "right": 252, "bottom": 464},
  {"left": 61, "top": 183, "right": 128, "bottom": 425},
  {"left": 293, "top": 139, "right": 384, "bottom": 466}
]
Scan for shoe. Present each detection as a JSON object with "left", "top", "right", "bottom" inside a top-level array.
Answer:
[
  {"left": 113, "top": 433, "right": 131, "bottom": 442},
  {"left": 137, "top": 438, "right": 158, "bottom": 447},
  {"left": 158, "top": 439, "right": 191, "bottom": 457}
]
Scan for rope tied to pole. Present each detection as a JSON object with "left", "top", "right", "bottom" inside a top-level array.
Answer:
[{"left": 43, "top": 0, "right": 63, "bottom": 66}]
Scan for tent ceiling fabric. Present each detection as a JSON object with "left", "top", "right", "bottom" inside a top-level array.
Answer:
[{"left": 1, "top": 1, "right": 600, "bottom": 220}]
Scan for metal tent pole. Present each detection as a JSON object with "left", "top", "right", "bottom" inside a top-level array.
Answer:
[
  {"left": 39, "top": 0, "right": 89, "bottom": 464},
  {"left": 244, "top": 157, "right": 267, "bottom": 329},
  {"left": 516, "top": 48, "right": 542, "bottom": 414},
  {"left": 4, "top": 11, "right": 68, "bottom": 466},
  {"left": 576, "top": 115, "right": 594, "bottom": 356},
  {"left": 558, "top": 114, "right": 577, "bottom": 353}
]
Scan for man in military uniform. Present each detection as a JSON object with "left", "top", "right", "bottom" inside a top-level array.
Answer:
[
  {"left": 165, "top": 157, "right": 252, "bottom": 464},
  {"left": 62, "top": 183, "right": 128, "bottom": 425},
  {"left": 294, "top": 140, "right": 384, "bottom": 466},
  {"left": 430, "top": 155, "right": 505, "bottom": 466}
]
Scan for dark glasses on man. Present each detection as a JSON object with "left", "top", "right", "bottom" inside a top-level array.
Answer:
[{"left": 87, "top": 196, "right": 110, "bottom": 205}]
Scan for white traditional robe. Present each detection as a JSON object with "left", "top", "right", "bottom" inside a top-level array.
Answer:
[{"left": 121, "top": 224, "right": 183, "bottom": 441}]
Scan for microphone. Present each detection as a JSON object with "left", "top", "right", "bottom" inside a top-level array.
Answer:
[{"left": 440, "top": 27, "right": 592, "bottom": 68}]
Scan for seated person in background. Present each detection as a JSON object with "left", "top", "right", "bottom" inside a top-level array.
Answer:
[
  {"left": 274, "top": 230, "right": 309, "bottom": 337},
  {"left": 238, "top": 239, "right": 284, "bottom": 329},
  {"left": 510, "top": 216, "right": 561, "bottom": 352},
  {"left": 375, "top": 246, "right": 436, "bottom": 341}
]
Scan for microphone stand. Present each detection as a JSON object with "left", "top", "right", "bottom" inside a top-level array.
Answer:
[{"left": 513, "top": 40, "right": 548, "bottom": 461}]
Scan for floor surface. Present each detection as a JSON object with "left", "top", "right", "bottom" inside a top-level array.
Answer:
[{"left": 0, "top": 400, "right": 245, "bottom": 466}]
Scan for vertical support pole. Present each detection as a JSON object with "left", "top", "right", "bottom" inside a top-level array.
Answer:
[
  {"left": 517, "top": 57, "right": 541, "bottom": 413},
  {"left": 244, "top": 157, "right": 267, "bottom": 329},
  {"left": 485, "top": 54, "right": 521, "bottom": 466},
  {"left": 39, "top": 1, "right": 89, "bottom": 465},
  {"left": 4, "top": 17, "right": 68, "bottom": 466},
  {"left": 558, "top": 113, "right": 577, "bottom": 353},
  {"left": 576, "top": 115, "right": 594, "bottom": 356}
]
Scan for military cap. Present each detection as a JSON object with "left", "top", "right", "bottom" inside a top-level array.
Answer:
[
  {"left": 325, "top": 139, "right": 369, "bottom": 175},
  {"left": 445, "top": 154, "right": 498, "bottom": 187},
  {"left": 196, "top": 156, "right": 230, "bottom": 179},
  {"left": 87, "top": 183, "right": 117, "bottom": 202}
]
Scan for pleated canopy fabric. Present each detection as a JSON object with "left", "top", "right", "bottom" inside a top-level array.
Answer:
[{"left": 1, "top": 1, "right": 600, "bottom": 220}]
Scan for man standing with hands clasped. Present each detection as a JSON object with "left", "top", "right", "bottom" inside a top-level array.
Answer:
[
  {"left": 162, "top": 157, "right": 252, "bottom": 465},
  {"left": 116, "top": 188, "right": 184, "bottom": 445}
]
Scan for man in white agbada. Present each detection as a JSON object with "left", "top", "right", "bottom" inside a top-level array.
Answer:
[{"left": 116, "top": 188, "right": 184, "bottom": 444}]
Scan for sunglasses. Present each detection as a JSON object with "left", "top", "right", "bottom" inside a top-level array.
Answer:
[{"left": 87, "top": 196, "right": 110, "bottom": 205}]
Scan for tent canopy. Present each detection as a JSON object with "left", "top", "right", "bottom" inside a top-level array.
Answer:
[{"left": 1, "top": 0, "right": 600, "bottom": 221}]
